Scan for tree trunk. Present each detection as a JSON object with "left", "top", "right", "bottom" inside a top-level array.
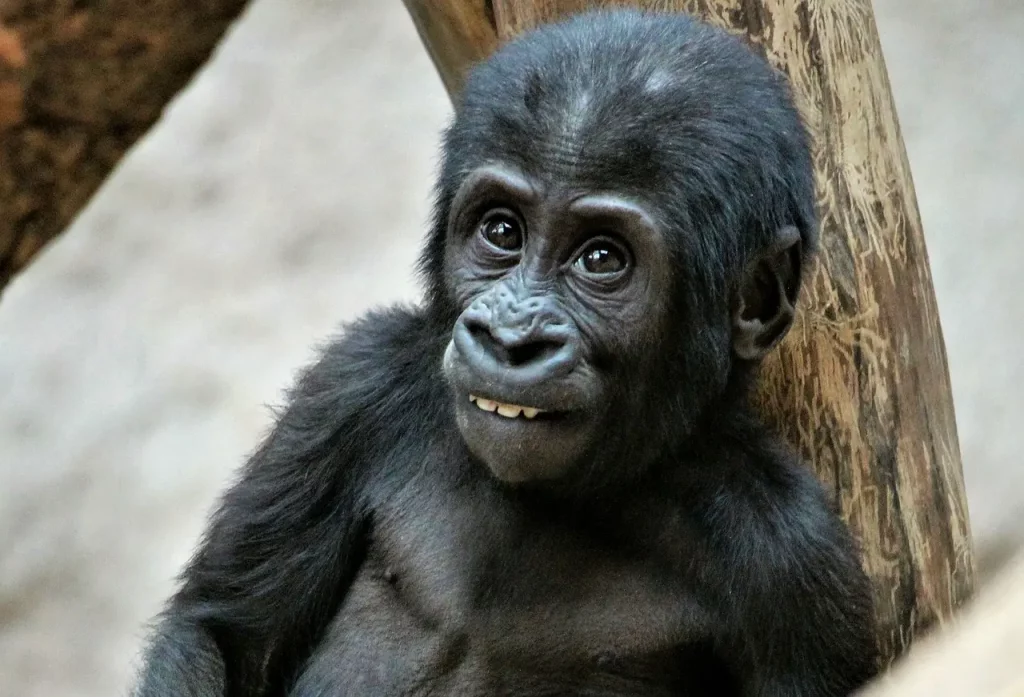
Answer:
[
  {"left": 0, "top": 0, "right": 251, "bottom": 293},
  {"left": 403, "top": 0, "right": 975, "bottom": 664}
]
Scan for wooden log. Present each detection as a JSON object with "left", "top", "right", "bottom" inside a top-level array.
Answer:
[
  {"left": 403, "top": 0, "right": 975, "bottom": 663},
  {"left": 0, "top": 0, "right": 251, "bottom": 293}
]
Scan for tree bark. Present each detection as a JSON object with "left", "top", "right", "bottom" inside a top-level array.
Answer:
[
  {"left": 0, "top": 0, "right": 251, "bottom": 293},
  {"left": 403, "top": 0, "right": 975, "bottom": 664}
]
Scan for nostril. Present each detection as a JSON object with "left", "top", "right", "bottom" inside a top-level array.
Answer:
[
  {"left": 464, "top": 318, "right": 567, "bottom": 369},
  {"left": 466, "top": 321, "right": 506, "bottom": 361},
  {"left": 506, "top": 340, "right": 563, "bottom": 367}
]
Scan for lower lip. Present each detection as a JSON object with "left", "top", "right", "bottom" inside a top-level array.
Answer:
[
  {"left": 460, "top": 400, "right": 577, "bottom": 430},
  {"left": 470, "top": 399, "right": 541, "bottom": 418},
  {"left": 468, "top": 391, "right": 572, "bottom": 418}
]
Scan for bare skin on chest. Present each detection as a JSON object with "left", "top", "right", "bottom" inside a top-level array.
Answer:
[{"left": 293, "top": 485, "right": 717, "bottom": 696}]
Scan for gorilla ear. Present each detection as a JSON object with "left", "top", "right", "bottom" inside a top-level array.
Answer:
[{"left": 732, "top": 226, "right": 803, "bottom": 362}]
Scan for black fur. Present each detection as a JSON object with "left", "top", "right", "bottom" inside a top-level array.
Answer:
[{"left": 134, "top": 10, "right": 878, "bottom": 697}]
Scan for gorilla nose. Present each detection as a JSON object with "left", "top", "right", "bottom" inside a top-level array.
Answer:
[{"left": 454, "top": 310, "right": 579, "bottom": 384}]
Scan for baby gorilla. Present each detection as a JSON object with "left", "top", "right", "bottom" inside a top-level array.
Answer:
[{"left": 134, "top": 9, "right": 878, "bottom": 697}]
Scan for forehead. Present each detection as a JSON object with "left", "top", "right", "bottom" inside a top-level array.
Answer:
[
  {"left": 450, "top": 29, "right": 755, "bottom": 208},
  {"left": 463, "top": 70, "right": 685, "bottom": 196},
  {"left": 444, "top": 11, "right": 804, "bottom": 254}
]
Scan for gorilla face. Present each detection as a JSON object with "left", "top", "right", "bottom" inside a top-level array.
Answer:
[{"left": 441, "top": 165, "right": 673, "bottom": 484}]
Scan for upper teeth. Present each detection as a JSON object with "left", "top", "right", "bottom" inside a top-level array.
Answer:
[{"left": 469, "top": 395, "right": 543, "bottom": 419}]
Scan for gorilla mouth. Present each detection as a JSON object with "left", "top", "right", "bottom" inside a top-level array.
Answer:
[{"left": 469, "top": 394, "right": 548, "bottom": 420}]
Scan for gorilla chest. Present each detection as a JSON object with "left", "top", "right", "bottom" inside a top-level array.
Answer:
[{"left": 295, "top": 485, "right": 714, "bottom": 696}]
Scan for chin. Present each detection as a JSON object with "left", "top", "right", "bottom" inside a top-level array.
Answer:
[
  {"left": 452, "top": 394, "right": 599, "bottom": 483},
  {"left": 441, "top": 337, "right": 606, "bottom": 484}
]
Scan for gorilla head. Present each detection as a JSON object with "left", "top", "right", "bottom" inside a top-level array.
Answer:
[{"left": 431, "top": 12, "right": 815, "bottom": 485}]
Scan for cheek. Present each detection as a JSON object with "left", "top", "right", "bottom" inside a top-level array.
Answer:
[
  {"left": 570, "top": 297, "right": 665, "bottom": 369},
  {"left": 444, "top": 253, "right": 491, "bottom": 309},
  {"left": 447, "top": 267, "right": 489, "bottom": 309},
  {"left": 444, "top": 244, "right": 517, "bottom": 310},
  {"left": 568, "top": 272, "right": 667, "bottom": 359}
]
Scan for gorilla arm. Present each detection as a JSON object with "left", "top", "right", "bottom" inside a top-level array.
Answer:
[
  {"left": 705, "top": 446, "right": 879, "bottom": 697},
  {"left": 133, "top": 308, "right": 432, "bottom": 697}
]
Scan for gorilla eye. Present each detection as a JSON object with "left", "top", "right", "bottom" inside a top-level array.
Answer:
[
  {"left": 575, "top": 242, "right": 628, "bottom": 276},
  {"left": 479, "top": 212, "right": 524, "bottom": 252}
]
